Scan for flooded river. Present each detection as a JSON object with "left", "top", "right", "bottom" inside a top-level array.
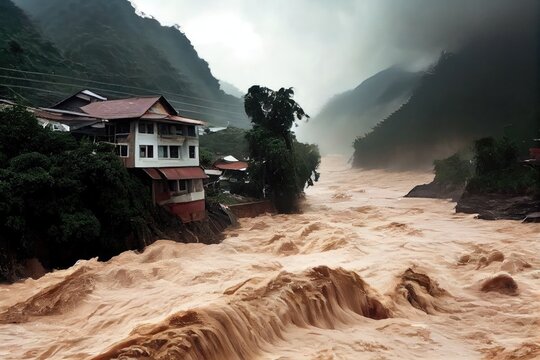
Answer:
[{"left": 1, "top": 156, "right": 539, "bottom": 359}]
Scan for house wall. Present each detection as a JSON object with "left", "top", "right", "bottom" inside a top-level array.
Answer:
[
  {"left": 168, "top": 200, "right": 206, "bottom": 223},
  {"left": 228, "top": 200, "right": 276, "bottom": 218},
  {"left": 132, "top": 120, "right": 199, "bottom": 168},
  {"left": 116, "top": 121, "right": 136, "bottom": 168},
  {"left": 151, "top": 179, "right": 206, "bottom": 223}
]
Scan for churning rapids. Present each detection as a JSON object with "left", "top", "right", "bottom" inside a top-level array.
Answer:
[{"left": 1, "top": 156, "right": 539, "bottom": 360}]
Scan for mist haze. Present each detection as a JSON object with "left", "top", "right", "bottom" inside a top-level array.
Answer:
[{"left": 131, "top": 0, "right": 539, "bottom": 115}]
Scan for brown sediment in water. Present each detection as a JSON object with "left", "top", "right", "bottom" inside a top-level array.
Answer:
[
  {"left": 92, "top": 266, "right": 390, "bottom": 360},
  {"left": 392, "top": 268, "right": 452, "bottom": 315},
  {"left": 480, "top": 273, "right": 519, "bottom": 295},
  {"left": 0, "top": 156, "right": 538, "bottom": 359},
  {"left": 0, "top": 267, "right": 94, "bottom": 324}
]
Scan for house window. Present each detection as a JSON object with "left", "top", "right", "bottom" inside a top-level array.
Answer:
[
  {"left": 168, "top": 180, "right": 189, "bottom": 194},
  {"left": 115, "top": 144, "right": 129, "bottom": 157},
  {"left": 179, "top": 180, "right": 188, "bottom": 191},
  {"left": 158, "top": 124, "right": 170, "bottom": 135},
  {"left": 138, "top": 122, "right": 154, "bottom": 134},
  {"left": 187, "top": 126, "right": 196, "bottom": 137},
  {"left": 139, "top": 145, "right": 154, "bottom": 158},
  {"left": 158, "top": 145, "right": 169, "bottom": 159},
  {"left": 170, "top": 146, "right": 180, "bottom": 158},
  {"left": 189, "top": 145, "right": 196, "bottom": 159},
  {"left": 173, "top": 125, "right": 183, "bottom": 136},
  {"left": 158, "top": 124, "right": 183, "bottom": 136}
]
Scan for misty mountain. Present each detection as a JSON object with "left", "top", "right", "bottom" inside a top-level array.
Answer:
[
  {"left": 353, "top": 33, "right": 540, "bottom": 169},
  {"left": 6, "top": 0, "right": 248, "bottom": 127},
  {"left": 302, "top": 67, "right": 421, "bottom": 155},
  {"left": 0, "top": 0, "right": 88, "bottom": 104},
  {"left": 219, "top": 80, "right": 245, "bottom": 98}
]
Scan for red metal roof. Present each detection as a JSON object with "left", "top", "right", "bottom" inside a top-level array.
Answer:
[
  {"left": 158, "top": 167, "right": 208, "bottom": 180},
  {"left": 214, "top": 161, "right": 249, "bottom": 170},
  {"left": 142, "top": 168, "right": 162, "bottom": 180},
  {"left": 81, "top": 96, "right": 164, "bottom": 119},
  {"left": 140, "top": 113, "right": 205, "bottom": 126}
]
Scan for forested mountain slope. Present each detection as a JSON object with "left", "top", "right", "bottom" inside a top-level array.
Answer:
[
  {"left": 353, "top": 34, "right": 540, "bottom": 169},
  {"left": 6, "top": 0, "right": 248, "bottom": 127},
  {"left": 0, "top": 0, "right": 85, "bottom": 104}
]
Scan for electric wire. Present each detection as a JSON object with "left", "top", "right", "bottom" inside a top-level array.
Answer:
[{"left": 0, "top": 66, "right": 245, "bottom": 107}]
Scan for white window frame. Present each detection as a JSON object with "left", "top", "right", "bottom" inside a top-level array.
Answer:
[
  {"left": 158, "top": 145, "right": 169, "bottom": 159},
  {"left": 169, "top": 145, "right": 180, "bottom": 159},
  {"left": 115, "top": 143, "right": 129, "bottom": 158},
  {"left": 139, "top": 145, "right": 154, "bottom": 158},
  {"left": 168, "top": 179, "right": 189, "bottom": 194},
  {"left": 189, "top": 145, "right": 197, "bottom": 159}
]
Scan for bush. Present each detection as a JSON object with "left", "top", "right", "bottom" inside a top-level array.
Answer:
[
  {"left": 465, "top": 137, "right": 539, "bottom": 195},
  {"left": 433, "top": 152, "right": 473, "bottom": 186}
]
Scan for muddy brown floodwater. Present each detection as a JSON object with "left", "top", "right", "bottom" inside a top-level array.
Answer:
[{"left": 0, "top": 156, "right": 539, "bottom": 360}]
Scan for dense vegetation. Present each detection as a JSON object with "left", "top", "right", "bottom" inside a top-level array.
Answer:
[
  {"left": 303, "top": 67, "right": 420, "bottom": 154},
  {"left": 0, "top": 106, "right": 159, "bottom": 282},
  {"left": 353, "top": 32, "right": 540, "bottom": 169},
  {"left": 244, "top": 86, "right": 320, "bottom": 213},
  {"left": 432, "top": 151, "right": 474, "bottom": 187},
  {"left": 466, "top": 137, "right": 539, "bottom": 195},
  {"left": 2, "top": 0, "right": 248, "bottom": 127},
  {"left": 432, "top": 137, "right": 539, "bottom": 196},
  {"left": 199, "top": 127, "right": 250, "bottom": 161}
]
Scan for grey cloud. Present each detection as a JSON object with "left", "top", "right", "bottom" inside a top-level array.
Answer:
[{"left": 131, "top": 0, "right": 538, "bottom": 113}]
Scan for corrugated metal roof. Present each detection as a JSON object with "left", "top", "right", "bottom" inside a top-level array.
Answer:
[
  {"left": 142, "top": 168, "right": 162, "bottom": 180},
  {"left": 140, "top": 113, "right": 205, "bottom": 126},
  {"left": 33, "top": 109, "right": 102, "bottom": 128},
  {"left": 158, "top": 167, "right": 208, "bottom": 180},
  {"left": 214, "top": 161, "right": 249, "bottom": 171},
  {"left": 82, "top": 96, "right": 162, "bottom": 119},
  {"left": 167, "top": 115, "right": 206, "bottom": 126}
]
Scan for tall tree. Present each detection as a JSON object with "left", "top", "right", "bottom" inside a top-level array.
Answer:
[{"left": 244, "top": 86, "right": 320, "bottom": 213}]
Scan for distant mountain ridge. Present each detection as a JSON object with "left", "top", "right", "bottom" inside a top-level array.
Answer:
[
  {"left": 3, "top": 0, "right": 249, "bottom": 128},
  {"left": 219, "top": 80, "right": 245, "bottom": 98},
  {"left": 301, "top": 67, "right": 421, "bottom": 155},
  {"left": 353, "top": 33, "right": 540, "bottom": 169}
]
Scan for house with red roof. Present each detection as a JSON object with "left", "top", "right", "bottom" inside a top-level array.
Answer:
[{"left": 41, "top": 92, "right": 209, "bottom": 223}]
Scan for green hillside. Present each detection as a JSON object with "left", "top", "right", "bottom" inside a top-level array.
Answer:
[
  {"left": 353, "top": 35, "right": 540, "bottom": 169},
  {"left": 6, "top": 0, "right": 248, "bottom": 127}
]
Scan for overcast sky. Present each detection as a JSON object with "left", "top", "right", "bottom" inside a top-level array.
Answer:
[{"left": 130, "top": 0, "right": 538, "bottom": 115}]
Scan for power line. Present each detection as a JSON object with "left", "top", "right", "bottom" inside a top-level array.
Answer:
[
  {"left": 0, "top": 66, "right": 244, "bottom": 107},
  {"left": 0, "top": 83, "right": 241, "bottom": 120},
  {"left": 0, "top": 84, "right": 69, "bottom": 96},
  {"left": 0, "top": 74, "right": 246, "bottom": 116}
]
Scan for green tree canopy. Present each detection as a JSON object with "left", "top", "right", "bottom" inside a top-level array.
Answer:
[{"left": 244, "top": 86, "right": 320, "bottom": 213}]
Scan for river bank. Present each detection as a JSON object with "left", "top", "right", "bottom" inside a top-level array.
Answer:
[{"left": 0, "top": 156, "right": 538, "bottom": 359}]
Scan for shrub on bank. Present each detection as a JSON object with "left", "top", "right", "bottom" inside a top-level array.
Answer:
[
  {"left": 433, "top": 151, "right": 474, "bottom": 186},
  {"left": 465, "top": 137, "right": 539, "bottom": 195}
]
